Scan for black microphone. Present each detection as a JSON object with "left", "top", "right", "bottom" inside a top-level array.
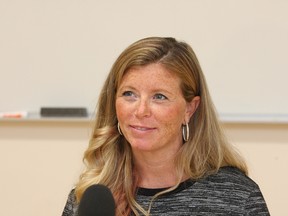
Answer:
[{"left": 78, "top": 184, "right": 115, "bottom": 216}]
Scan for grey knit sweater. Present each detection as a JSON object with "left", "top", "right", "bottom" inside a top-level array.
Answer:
[{"left": 62, "top": 166, "right": 270, "bottom": 215}]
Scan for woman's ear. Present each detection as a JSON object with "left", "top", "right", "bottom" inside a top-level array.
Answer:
[{"left": 184, "top": 96, "right": 200, "bottom": 123}]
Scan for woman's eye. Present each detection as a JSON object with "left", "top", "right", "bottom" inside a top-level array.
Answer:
[
  {"left": 122, "top": 91, "right": 135, "bottom": 97},
  {"left": 153, "top": 94, "right": 167, "bottom": 100}
]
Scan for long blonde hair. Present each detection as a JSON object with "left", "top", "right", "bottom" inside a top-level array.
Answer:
[{"left": 75, "top": 37, "right": 247, "bottom": 216}]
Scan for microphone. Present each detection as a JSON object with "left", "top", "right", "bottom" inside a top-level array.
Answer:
[{"left": 78, "top": 184, "right": 115, "bottom": 216}]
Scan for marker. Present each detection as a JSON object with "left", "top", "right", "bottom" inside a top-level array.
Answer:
[{"left": 0, "top": 111, "right": 28, "bottom": 119}]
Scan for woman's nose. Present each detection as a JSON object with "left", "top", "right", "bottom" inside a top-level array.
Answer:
[{"left": 135, "top": 99, "right": 151, "bottom": 118}]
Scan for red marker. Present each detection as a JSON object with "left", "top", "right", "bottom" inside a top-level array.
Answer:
[{"left": 0, "top": 111, "right": 28, "bottom": 119}]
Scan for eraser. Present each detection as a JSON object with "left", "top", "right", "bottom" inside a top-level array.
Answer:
[{"left": 40, "top": 107, "right": 88, "bottom": 117}]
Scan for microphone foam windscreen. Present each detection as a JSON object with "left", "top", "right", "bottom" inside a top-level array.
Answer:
[{"left": 78, "top": 184, "right": 115, "bottom": 216}]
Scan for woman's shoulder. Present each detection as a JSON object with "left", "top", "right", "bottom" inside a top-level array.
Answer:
[
  {"left": 202, "top": 166, "right": 261, "bottom": 192},
  {"left": 62, "top": 189, "right": 79, "bottom": 216},
  {"left": 193, "top": 167, "right": 270, "bottom": 214}
]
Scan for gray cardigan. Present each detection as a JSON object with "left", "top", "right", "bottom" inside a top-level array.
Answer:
[{"left": 62, "top": 166, "right": 270, "bottom": 215}]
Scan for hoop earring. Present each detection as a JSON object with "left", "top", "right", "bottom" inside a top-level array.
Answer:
[
  {"left": 182, "top": 123, "right": 189, "bottom": 142},
  {"left": 117, "top": 122, "right": 123, "bottom": 135}
]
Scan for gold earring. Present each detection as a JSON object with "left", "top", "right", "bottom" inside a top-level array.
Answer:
[{"left": 117, "top": 122, "right": 123, "bottom": 135}]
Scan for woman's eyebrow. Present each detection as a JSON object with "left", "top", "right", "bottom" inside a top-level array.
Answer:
[{"left": 118, "top": 85, "right": 137, "bottom": 91}]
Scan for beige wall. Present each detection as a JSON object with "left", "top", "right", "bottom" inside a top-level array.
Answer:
[
  {"left": 0, "top": 120, "right": 287, "bottom": 216},
  {"left": 224, "top": 123, "right": 288, "bottom": 216}
]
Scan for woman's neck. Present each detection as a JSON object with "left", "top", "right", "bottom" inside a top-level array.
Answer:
[{"left": 133, "top": 150, "right": 181, "bottom": 189}]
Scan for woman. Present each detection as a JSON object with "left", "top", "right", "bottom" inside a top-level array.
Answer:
[{"left": 62, "top": 37, "right": 270, "bottom": 215}]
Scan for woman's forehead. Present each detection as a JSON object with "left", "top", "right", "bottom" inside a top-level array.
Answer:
[{"left": 118, "top": 64, "right": 182, "bottom": 92}]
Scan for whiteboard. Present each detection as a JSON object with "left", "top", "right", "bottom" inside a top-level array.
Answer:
[{"left": 1, "top": 0, "right": 288, "bottom": 121}]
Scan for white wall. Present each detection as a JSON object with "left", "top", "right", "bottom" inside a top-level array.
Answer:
[
  {"left": 0, "top": 121, "right": 287, "bottom": 216},
  {"left": 1, "top": 0, "right": 288, "bottom": 117}
]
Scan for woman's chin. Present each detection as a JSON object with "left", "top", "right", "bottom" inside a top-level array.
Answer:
[{"left": 130, "top": 142, "right": 155, "bottom": 152}]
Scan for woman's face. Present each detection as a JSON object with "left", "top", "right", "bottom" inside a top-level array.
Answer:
[{"left": 116, "top": 63, "right": 199, "bottom": 155}]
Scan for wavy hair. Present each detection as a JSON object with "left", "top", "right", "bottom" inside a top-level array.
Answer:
[{"left": 75, "top": 37, "right": 247, "bottom": 216}]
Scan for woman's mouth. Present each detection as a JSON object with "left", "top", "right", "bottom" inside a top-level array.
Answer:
[{"left": 130, "top": 125, "right": 155, "bottom": 132}]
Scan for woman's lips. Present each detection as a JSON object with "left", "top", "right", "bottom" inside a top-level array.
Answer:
[{"left": 130, "top": 125, "right": 156, "bottom": 132}]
